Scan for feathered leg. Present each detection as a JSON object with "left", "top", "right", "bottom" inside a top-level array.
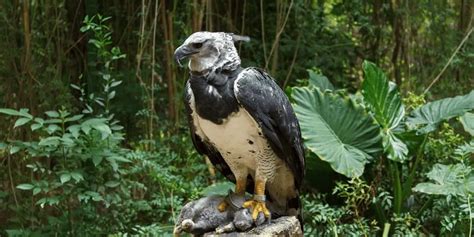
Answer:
[{"left": 243, "top": 146, "right": 275, "bottom": 220}]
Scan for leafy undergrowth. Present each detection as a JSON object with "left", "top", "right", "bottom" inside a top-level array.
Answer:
[{"left": 294, "top": 62, "right": 474, "bottom": 236}]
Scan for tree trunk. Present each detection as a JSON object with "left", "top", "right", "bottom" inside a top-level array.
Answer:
[
  {"left": 390, "top": 0, "right": 404, "bottom": 85},
  {"left": 21, "top": 0, "right": 32, "bottom": 111},
  {"left": 160, "top": 0, "right": 177, "bottom": 123}
]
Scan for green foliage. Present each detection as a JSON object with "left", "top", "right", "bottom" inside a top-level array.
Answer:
[
  {"left": 294, "top": 62, "right": 474, "bottom": 235},
  {"left": 407, "top": 91, "right": 474, "bottom": 134},
  {"left": 333, "top": 178, "right": 371, "bottom": 216},
  {"left": 425, "top": 123, "right": 466, "bottom": 161},
  {"left": 0, "top": 15, "right": 208, "bottom": 236},
  {"left": 293, "top": 86, "right": 382, "bottom": 178},
  {"left": 362, "top": 61, "right": 408, "bottom": 162},
  {"left": 307, "top": 69, "right": 335, "bottom": 91},
  {"left": 461, "top": 112, "right": 474, "bottom": 136},
  {"left": 303, "top": 193, "right": 380, "bottom": 236},
  {"left": 413, "top": 163, "right": 473, "bottom": 196}
]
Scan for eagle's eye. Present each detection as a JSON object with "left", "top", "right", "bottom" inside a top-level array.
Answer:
[{"left": 192, "top": 42, "right": 203, "bottom": 49}]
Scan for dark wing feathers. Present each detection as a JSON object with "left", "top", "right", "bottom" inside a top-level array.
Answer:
[{"left": 235, "top": 68, "right": 305, "bottom": 189}]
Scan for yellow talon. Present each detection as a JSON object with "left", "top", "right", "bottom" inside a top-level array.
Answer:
[
  {"left": 243, "top": 200, "right": 271, "bottom": 220},
  {"left": 217, "top": 200, "right": 228, "bottom": 212}
]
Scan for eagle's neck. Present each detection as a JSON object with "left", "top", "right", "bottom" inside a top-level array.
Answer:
[{"left": 189, "top": 68, "right": 242, "bottom": 124}]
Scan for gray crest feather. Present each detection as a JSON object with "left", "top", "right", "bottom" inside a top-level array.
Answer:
[{"left": 230, "top": 34, "right": 250, "bottom": 42}]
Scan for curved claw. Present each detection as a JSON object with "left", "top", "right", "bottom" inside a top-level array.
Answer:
[
  {"left": 217, "top": 200, "right": 229, "bottom": 212},
  {"left": 242, "top": 200, "right": 271, "bottom": 220}
]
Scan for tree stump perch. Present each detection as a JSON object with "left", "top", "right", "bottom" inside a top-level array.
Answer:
[
  {"left": 174, "top": 194, "right": 303, "bottom": 236},
  {"left": 203, "top": 216, "right": 302, "bottom": 236}
]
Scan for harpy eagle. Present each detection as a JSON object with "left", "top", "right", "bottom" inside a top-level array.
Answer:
[{"left": 174, "top": 32, "right": 305, "bottom": 223}]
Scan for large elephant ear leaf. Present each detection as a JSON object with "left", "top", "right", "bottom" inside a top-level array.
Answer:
[
  {"left": 361, "top": 61, "right": 408, "bottom": 162},
  {"left": 308, "top": 70, "right": 334, "bottom": 91},
  {"left": 407, "top": 90, "right": 474, "bottom": 134},
  {"left": 460, "top": 112, "right": 474, "bottom": 136},
  {"left": 412, "top": 163, "right": 473, "bottom": 196},
  {"left": 292, "top": 87, "right": 383, "bottom": 178}
]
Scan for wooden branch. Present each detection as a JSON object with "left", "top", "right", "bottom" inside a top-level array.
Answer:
[
  {"left": 424, "top": 25, "right": 474, "bottom": 94},
  {"left": 265, "top": 0, "right": 294, "bottom": 72}
]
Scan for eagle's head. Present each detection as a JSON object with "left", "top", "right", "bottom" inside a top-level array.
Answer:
[{"left": 174, "top": 32, "right": 250, "bottom": 73}]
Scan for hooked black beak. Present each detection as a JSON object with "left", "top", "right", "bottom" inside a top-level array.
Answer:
[{"left": 174, "top": 45, "right": 197, "bottom": 68}]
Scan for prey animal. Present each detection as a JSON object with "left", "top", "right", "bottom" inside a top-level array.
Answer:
[{"left": 174, "top": 32, "right": 305, "bottom": 225}]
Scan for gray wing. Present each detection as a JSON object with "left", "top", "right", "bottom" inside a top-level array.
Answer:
[{"left": 234, "top": 68, "right": 305, "bottom": 189}]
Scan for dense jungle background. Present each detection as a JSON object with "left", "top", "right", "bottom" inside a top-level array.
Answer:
[{"left": 0, "top": 0, "right": 473, "bottom": 236}]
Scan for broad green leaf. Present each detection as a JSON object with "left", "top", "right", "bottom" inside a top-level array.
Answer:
[
  {"left": 110, "top": 80, "right": 122, "bottom": 87},
  {"left": 18, "top": 109, "right": 33, "bottom": 119},
  {"left": 93, "top": 123, "right": 112, "bottom": 139},
  {"left": 14, "top": 117, "right": 31, "bottom": 128},
  {"left": 36, "top": 197, "right": 60, "bottom": 208},
  {"left": 30, "top": 123, "right": 42, "bottom": 131},
  {"left": 59, "top": 110, "right": 71, "bottom": 118},
  {"left": 362, "top": 61, "right": 408, "bottom": 162},
  {"left": 17, "top": 183, "right": 34, "bottom": 190},
  {"left": 92, "top": 195, "right": 103, "bottom": 202},
  {"left": 85, "top": 191, "right": 103, "bottom": 202},
  {"left": 0, "top": 108, "right": 23, "bottom": 116},
  {"left": 385, "top": 132, "right": 409, "bottom": 161},
  {"left": 60, "top": 134, "right": 75, "bottom": 147},
  {"left": 36, "top": 198, "right": 47, "bottom": 207},
  {"left": 395, "top": 130, "right": 425, "bottom": 157},
  {"left": 9, "top": 146, "right": 20, "bottom": 154},
  {"left": 105, "top": 180, "right": 120, "bottom": 188},
  {"left": 0, "top": 108, "right": 32, "bottom": 118},
  {"left": 44, "top": 119, "right": 62, "bottom": 124},
  {"left": 38, "top": 136, "right": 61, "bottom": 146},
  {"left": 107, "top": 155, "right": 131, "bottom": 163},
  {"left": 413, "top": 163, "right": 472, "bottom": 196},
  {"left": 461, "top": 112, "right": 474, "bottom": 136},
  {"left": 93, "top": 156, "right": 103, "bottom": 166},
  {"left": 292, "top": 87, "right": 383, "bottom": 178},
  {"left": 47, "top": 124, "right": 61, "bottom": 134},
  {"left": 308, "top": 70, "right": 334, "bottom": 91},
  {"left": 81, "top": 125, "right": 91, "bottom": 135},
  {"left": 33, "top": 187, "right": 41, "bottom": 195},
  {"left": 201, "top": 182, "right": 235, "bottom": 196},
  {"left": 64, "top": 114, "right": 84, "bottom": 123},
  {"left": 70, "top": 172, "right": 84, "bottom": 182},
  {"left": 67, "top": 125, "right": 81, "bottom": 138},
  {"left": 111, "top": 125, "right": 124, "bottom": 131},
  {"left": 45, "top": 111, "right": 60, "bottom": 118},
  {"left": 109, "top": 159, "right": 118, "bottom": 171},
  {"left": 71, "top": 83, "right": 81, "bottom": 91},
  {"left": 82, "top": 118, "right": 112, "bottom": 139},
  {"left": 34, "top": 117, "right": 44, "bottom": 124},
  {"left": 60, "top": 173, "right": 71, "bottom": 184},
  {"left": 362, "top": 61, "right": 405, "bottom": 129},
  {"left": 465, "top": 176, "right": 474, "bottom": 194},
  {"left": 407, "top": 90, "right": 474, "bottom": 134}
]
